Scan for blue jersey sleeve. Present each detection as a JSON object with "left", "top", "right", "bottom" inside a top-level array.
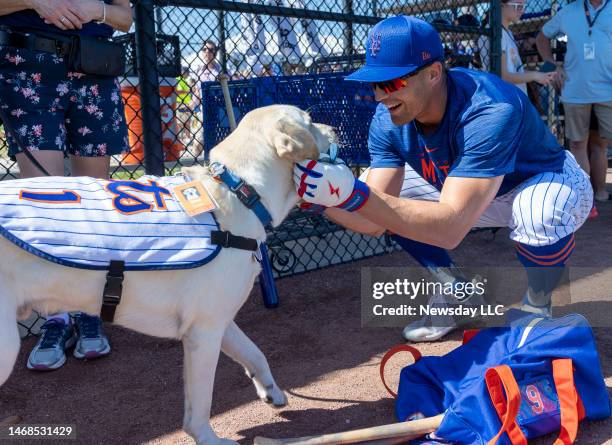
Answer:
[
  {"left": 368, "top": 106, "right": 405, "bottom": 168},
  {"left": 449, "top": 103, "right": 522, "bottom": 178}
]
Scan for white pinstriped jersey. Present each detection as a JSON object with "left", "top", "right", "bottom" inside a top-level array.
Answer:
[{"left": 0, "top": 175, "right": 221, "bottom": 270}]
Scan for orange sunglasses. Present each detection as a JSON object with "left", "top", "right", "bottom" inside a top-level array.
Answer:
[{"left": 370, "top": 61, "right": 438, "bottom": 94}]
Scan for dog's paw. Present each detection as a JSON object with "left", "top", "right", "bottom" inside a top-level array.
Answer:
[
  {"left": 259, "top": 383, "right": 288, "bottom": 408},
  {"left": 246, "top": 370, "right": 288, "bottom": 407}
]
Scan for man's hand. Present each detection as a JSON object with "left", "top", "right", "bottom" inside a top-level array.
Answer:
[
  {"left": 293, "top": 158, "right": 369, "bottom": 212},
  {"left": 552, "top": 66, "right": 566, "bottom": 92},
  {"left": 530, "top": 71, "right": 556, "bottom": 85},
  {"left": 31, "top": 0, "right": 86, "bottom": 30}
]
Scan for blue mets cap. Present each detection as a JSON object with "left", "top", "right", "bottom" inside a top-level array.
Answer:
[{"left": 345, "top": 15, "right": 444, "bottom": 83}]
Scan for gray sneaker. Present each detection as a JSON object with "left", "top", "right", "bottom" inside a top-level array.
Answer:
[
  {"left": 402, "top": 280, "right": 487, "bottom": 342},
  {"left": 73, "top": 313, "right": 111, "bottom": 360},
  {"left": 27, "top": 319, "right": 77, "bottom": 371}
]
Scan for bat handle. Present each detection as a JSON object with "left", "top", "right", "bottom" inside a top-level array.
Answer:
[
  {"left": 218, "top": 73, "right": 237, "bottom": 132},
  {"left": 253, "top": 414, "right": 444, "bottom": 445}
]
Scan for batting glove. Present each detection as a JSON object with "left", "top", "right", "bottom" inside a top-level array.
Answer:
[{"left": 293, "top": 159, "right": 370, "bottom": 212}]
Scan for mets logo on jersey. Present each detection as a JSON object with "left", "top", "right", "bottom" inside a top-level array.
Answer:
[{"left": 369, "top": 32, "right": 382, "bottom": 57}]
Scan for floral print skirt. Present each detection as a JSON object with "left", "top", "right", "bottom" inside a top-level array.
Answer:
[{"left": 0, "top": 45, "right": 129, "bottom": 158}]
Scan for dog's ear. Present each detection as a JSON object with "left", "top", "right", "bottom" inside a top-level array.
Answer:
[{"left": 266, "top": 118, "right": 320, "bottom": 162}]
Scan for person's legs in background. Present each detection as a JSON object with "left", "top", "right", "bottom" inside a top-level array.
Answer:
[
  {"left": 564, "top": 103, "right": 591, "bottom": 173},
  {"left": 60, "top": 73, "right": 129, "bottom": 363},
  {"left": 588, "top": 130, "right": 609, "bottom": 203},
  {"left": 591, "top": 102, "right": 612, "bottom": 204}
]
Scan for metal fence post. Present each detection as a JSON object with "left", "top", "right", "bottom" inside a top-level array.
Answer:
[
  {"left": 217, "top": 10, "right": 227, "bottom": 73},
  {"left": 489, "top": 0, "right": 502, "bottom": 76},
  {"left": 155, "top": 5, "right": 164, "bottom": 33},
  {"left": 343, "top": 0, "right": 353, "bottom": 55},
  {"left": 134, "top": 0, "right": 165, "bottom": 176}
]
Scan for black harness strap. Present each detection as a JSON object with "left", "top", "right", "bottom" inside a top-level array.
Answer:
[
  {"left": 211, "top": 230, "right": 258, "bottom": 252},
  {"left": 100, "top": 260, "right": 125, "bottom": 323}
]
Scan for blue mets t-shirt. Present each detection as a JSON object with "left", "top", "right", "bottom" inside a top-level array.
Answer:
[{"left": 368, "top": 68, "right": 565, "bottom": 196}]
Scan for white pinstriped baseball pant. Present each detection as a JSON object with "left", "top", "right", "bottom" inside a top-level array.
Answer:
[{"left": 363, "top": 152, "right": 593, "bottom": 247}]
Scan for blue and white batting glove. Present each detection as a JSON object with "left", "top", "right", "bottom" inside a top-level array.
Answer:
[{"left": 293, "top": 158, "right": 370, "bottom": 212}]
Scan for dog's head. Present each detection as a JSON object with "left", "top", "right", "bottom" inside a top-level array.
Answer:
[
  {"left": 257, "top": 105, "right": 335, "bottom": 163},
  {"left": 196, "top": 105, "right": 336, "bottom": 229}
]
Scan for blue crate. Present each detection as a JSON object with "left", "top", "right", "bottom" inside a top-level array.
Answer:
[
  {"left": 201, "top": 79, "right": 258, "bottom": 151},
  {"left": 201, "top": 73, "right": 377, "bottom": 165}
]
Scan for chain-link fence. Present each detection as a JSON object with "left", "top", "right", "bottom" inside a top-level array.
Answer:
[{"left": 3, "top": 0, "right": 571, "bottom": 337}]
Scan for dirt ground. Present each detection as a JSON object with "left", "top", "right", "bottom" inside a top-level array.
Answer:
[{"left": 1, "top": 199, "right": 612, "bottom": 445}]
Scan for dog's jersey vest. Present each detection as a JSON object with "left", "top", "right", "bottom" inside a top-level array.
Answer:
[{"left": 0, "top": 174, "right": 222, "bottom": 270}]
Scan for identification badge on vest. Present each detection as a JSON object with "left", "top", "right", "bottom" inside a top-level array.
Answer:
[
  {"left": 173, "top": 181, "right": 218, "bottom": 216},
  {"left": 584, "top": 42, "right": 595, "bottom": 60}
]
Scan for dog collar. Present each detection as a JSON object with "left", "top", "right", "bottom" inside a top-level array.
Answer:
[{"left": 208, "top": 162, "right": 273, "bottom": 228}]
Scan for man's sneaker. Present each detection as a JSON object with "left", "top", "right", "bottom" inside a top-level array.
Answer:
[
  {"left": 519, "top": 295, "right": 552, "bottom": 318},
  {"left": 402, "top": 281, "right": 487, "bottom": 342},
  {"left": 27, "top": 319, "right": 76, "bottom": 371},
  {"left": 73, "top": 313, "right": 111, "bottom": 359}
]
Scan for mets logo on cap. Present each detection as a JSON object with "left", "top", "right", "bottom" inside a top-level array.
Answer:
[{"left": 369, "top": 32, "right": 382, "bottom": 57}]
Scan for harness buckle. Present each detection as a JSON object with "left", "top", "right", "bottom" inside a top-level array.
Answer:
[
  {"left": 233, "top": 182, "right": 260, "bottom": 209},
  {"left": 221, "top": 231, "right": 231, "bottom": 248},
  {"left": 102, "top": 275, "right": 123, "bottom": 306}
]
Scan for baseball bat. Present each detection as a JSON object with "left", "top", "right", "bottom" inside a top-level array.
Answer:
[
  {"left": 253, "top": 414, "right": 443, "bottom": 445},
  {"left": 218, "top": 73, "right": 237, "bottom": 132},
  {"left": 0, "top": 415, "right": 22, "bottom": 429}
]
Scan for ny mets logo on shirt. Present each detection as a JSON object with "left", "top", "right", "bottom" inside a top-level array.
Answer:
[
  {"left": 419, "top": 147, "right": 450, "bottom": 187},
  {"left": 19, "top": 179, "right": 173, "bottom": 215},
  {"left": 369, "top": 33, "right": 382, "bottom": 57}
]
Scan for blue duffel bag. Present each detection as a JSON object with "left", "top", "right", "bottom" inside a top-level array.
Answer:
[{"left": 383, "top": 313, "right": 610, "bottom": 444}]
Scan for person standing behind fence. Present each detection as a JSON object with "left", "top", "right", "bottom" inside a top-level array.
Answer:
[
  {"left": 175, "top": 65, "right": 197, "bottom": 155},
  {"left": 478, "top": 0, "right": 555, "bottom": 94},
  {"left": 536, "top": 0, "right": 612, "bottom": 204},
  {"left": 0, "top": 0, "right": 132, "bottom": 371},
  {"left": 191, "top": 40, "right": 223, "bottom": 156},
  {"left": 193, "top": 40, "right": 222, "bottom": 83},
  {"left": 240, "top": 0, "right": 328, "bottom": 76}
]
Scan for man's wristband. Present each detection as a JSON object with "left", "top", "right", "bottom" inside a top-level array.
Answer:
[{"left": 336, "top": 179, "right": 369, "bottom": 212}]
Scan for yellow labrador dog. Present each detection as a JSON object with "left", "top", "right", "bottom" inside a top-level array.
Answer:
[{"left": 0, "top": 105, "right": 334, "bottom": 445}]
